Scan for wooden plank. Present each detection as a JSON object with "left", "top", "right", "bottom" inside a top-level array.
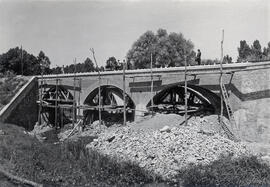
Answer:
[
  {"left": 129, "top": 80, "right": 162, "bottom": 88},
  {"left": 39, "top": 84, "right": 81, "bottom": 91},
  {"left": 130, "top": 86, "right": 161, "bottom": 93}
]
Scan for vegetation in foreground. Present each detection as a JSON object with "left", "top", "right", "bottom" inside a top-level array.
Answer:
[
  {"left": 0, "top": 123, "right": 160, "bottom": 186},
  {"left": 178, "top": 155, "right": 270, "bottom": 186},
  {"left": 0, "top": 122, "right": 269, "bottom": 186}
]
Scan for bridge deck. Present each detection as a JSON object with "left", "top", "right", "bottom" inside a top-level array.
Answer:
[{"left": 38, "top": 61, "right": 270, "bottom": 79}]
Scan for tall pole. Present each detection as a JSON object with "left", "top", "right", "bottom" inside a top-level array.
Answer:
[
  {"left": 55, "top": 75, "right": 58, "bottom": 128},
  {"left": 78, "top": 78, "right": 81, "bottom": 120},
  {"left": 21, "top": 45, "right": 23, "bottom": 75},
  {"left": 220, "top": 29, "right": 224, "bottom": 124},
  {"left": 38, "top": 60, "right": 44, "bottom": 126},
  {"left": 184, "top": 48, "right": 188, "bottom": 126},
  {"left": 150, "top": 53, "right": 154, "bottom": 116},
  {"left": 90, "top": 48, "right": 102, "bottom": 125},
  {"left": 73, "top": 58, "right": 77, "bottom": 127},
  {"left": 123, "top": 60, "right": 126, "bottom": 125}
]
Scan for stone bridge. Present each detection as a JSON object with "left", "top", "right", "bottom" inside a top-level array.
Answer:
[
  {"left": 1, "top": 61, "right": 270, "bottom": 143},
  {"left": 40, "top": 61, "right": 270, "bottom": 143}
]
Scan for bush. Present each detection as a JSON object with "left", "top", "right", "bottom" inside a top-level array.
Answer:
[{"left": 0, "top": 76, "right": 27, "bottom": 106}]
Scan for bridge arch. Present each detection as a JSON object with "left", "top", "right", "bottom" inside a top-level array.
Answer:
[
  {"left": 80, "top": 79, "right": 127, "bottom": 103},
  {"left": 83, "top": 85, "right": 136, "bottom": 125},
  {"left": 146, "top": 84, "right": 223, "bottom": 116}
]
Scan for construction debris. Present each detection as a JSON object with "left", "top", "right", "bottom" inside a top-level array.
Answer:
[
  {"left": 86, "top": 114, "right": 249, "bottom": 181},
  {"left": 0, "top": 129, "right": 5, "bottom": 135}
]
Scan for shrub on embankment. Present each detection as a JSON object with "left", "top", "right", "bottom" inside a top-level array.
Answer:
[{"left": 0, "top": 74, "right": 27, "bottom": 110}]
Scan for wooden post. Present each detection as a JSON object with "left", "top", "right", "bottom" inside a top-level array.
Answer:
[
  {"left": 55, "top": 76, "right": 58, "bottom": 128},
  {"left": 21, "top": 45, "right": 23, "bottom": 75},
  {"left": 72, "top": 58, "right": 77, "bottom": 127},
  {"left": 123, "top": 60, "right": 126, "bottom": 125},
  {"left": 150, "top": 53, "right": 154, "bottom": 116},
  {"left": 78, "top": 78, "right": 81, "bottom": 120},
  {"left": 38, "top": 73, "right": 43, "bottom": 126},
  {"left": 90, "top": 48, "right": 102, "bottom": 125},
  {"left": 61, "top": 107, "right": 63, "bottom": 128},
  {"left": 220, "top": 29, "right": 224, "bottom": 124},
  {"left": 38, "top": 60, "right": 45, "bottom": 126},
  {"left": 184, "top": 49, "right": 188, "bottom": 126}
]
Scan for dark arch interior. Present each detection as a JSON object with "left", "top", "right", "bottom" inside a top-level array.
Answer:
[
  {"left": 146, "top": 84, "right": 225, "bottom": 117},
  {"left": 41, "top": 85, "right": 74, "bottom": 126},
  {"left": 83, "top": 85, "right": 136, "bottom": 125}
]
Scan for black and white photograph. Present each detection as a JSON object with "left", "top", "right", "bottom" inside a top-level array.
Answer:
[{"left": 0, "top": 0, "right": 269, "bottom": 186}]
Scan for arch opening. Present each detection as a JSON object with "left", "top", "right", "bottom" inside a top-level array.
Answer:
[
  {"left": 83, "top": 85, "right": 136, "bottom": 125},
  {"left": 146, "top": 84, "right": 223, "bottom": 117},
  {"left": 41, "top": 85, "right": 74, "bottom": 127}
]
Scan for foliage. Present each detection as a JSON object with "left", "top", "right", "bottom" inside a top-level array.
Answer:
[
  {"left": 105, "top": 56, "right": 119, "bottom": 70},
  {"left": 0, "top": 47, "right": 51, "bottom": 75},
  {"left": 201, "top": 58, "right": 219, "bottom": 65},
  {"left": 37, "top": 51, "right": 51, "bottom": 74},
  {"left": 105, "top": 57, "right": 132, "bottom": 71},
  {"left": 263, "top": 42, "right": 270, "bottom": 57},
  {"left": 51, "top": 57, "right": 99, "bottom": 74},
  {"left": 0, "top": 75, "right": 27, "bottom": 109},
  {"left": 238, "top": 40, "right": 270, "bottom": 62},
  {"left": 177, "top": 155, "right": 270, "bottom": 186},
  {"left": 127, "top": 28, "right": 196, "bottom": 69},
  {"left": 223, "top": 54, "right": 233, "bottom": 63}
]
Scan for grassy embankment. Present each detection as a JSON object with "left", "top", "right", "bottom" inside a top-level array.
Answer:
[
  {"left": 0, "top": 122, "right": 269, "bottom": 186},
  {"left": 0, "top": 75, "right": 27, "bottom": 110}
]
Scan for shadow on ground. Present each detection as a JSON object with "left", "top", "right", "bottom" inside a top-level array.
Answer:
[{"left": 177, "top": 155, "right": 270, "bottom": 186}]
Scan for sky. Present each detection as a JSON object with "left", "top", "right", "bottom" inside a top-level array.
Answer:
[{"left": 0, "top": 0, "right": 269, "bottom": 67}]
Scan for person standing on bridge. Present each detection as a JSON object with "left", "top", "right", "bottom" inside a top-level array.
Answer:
[{"left": 196, "top": 49, "right": 201, "bottom": 65}]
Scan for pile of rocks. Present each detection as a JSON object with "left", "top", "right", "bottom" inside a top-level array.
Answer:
[{"left": 86, "top": 114, "right": 249, "bottom": 180}]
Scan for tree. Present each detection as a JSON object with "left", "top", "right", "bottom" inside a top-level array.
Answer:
[
  {"left": 59, "top": 58, "right": 95, "bottom": 73},
  {"left": 83, "top": 57, "right": 95, "bottom": 72},
  {"left": 37, "top": 51, "right": 51, "bottom": 74},
  {"left": 51, "top": 66, "right": 62, "bottom": 74},
  {"left": 263, "top": 42, "right": 270, "bottom": 60},
  {"left": 237, "top": 40, "right": 251, "bottom": 62},
  {"left": 237, "top": 40, "right": 270, "bottom": 62},
  {"left": 127, "top": 29, "right": 195, "bottom": 69},
  {"left": 223, "top": 55, "right": 233, "bottom": 63},
  {"left": 0, "top": 47, "right": 49, "bottom": 75},
  {"left": 105, "top": 57, "right": 119, "bottom": 70},
  {"left": 250, "top": 40, "right": 263, "bottom": 60},
  {"left": 127, "top": 31, "right": 158, "bottom": 69}
]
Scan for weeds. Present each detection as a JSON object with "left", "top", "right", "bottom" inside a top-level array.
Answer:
[
  {"left": 177, "top": 155, "right": 270, "bottom": 186},
  {"left": 0, "top": 123, "right": 160, "bottom": 186},
  {"left": 0, "top": 123, "right": 269, "bottom": 186},
  {"left": 0, "top": 75, "right": 27, "bottom": 107}
]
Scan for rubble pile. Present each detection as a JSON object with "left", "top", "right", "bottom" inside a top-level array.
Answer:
[{"left": 86, "top": 114, "right": 249, "bottom": 180}]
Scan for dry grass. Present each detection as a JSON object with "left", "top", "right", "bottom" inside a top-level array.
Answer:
[
  {"left": 177, "top": 155, "right": 270, "bottom": 186},
  {"left": 0, "top": 123, "right": 161, "bottom": 186},
  {"left": 0, "top": 122, "right": 270, "bottom": 186},
  {"left": 0, "top": 75, "right": 27, "bottom": 108}
]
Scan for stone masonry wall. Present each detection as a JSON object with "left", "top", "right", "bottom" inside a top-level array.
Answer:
[{"left": 3, "top": 78, "right": 38, "bottom": 130}]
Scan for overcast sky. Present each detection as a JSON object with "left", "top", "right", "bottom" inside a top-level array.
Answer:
[{"left": 0, "top": 0, "right": 269, "bottom": 67}]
